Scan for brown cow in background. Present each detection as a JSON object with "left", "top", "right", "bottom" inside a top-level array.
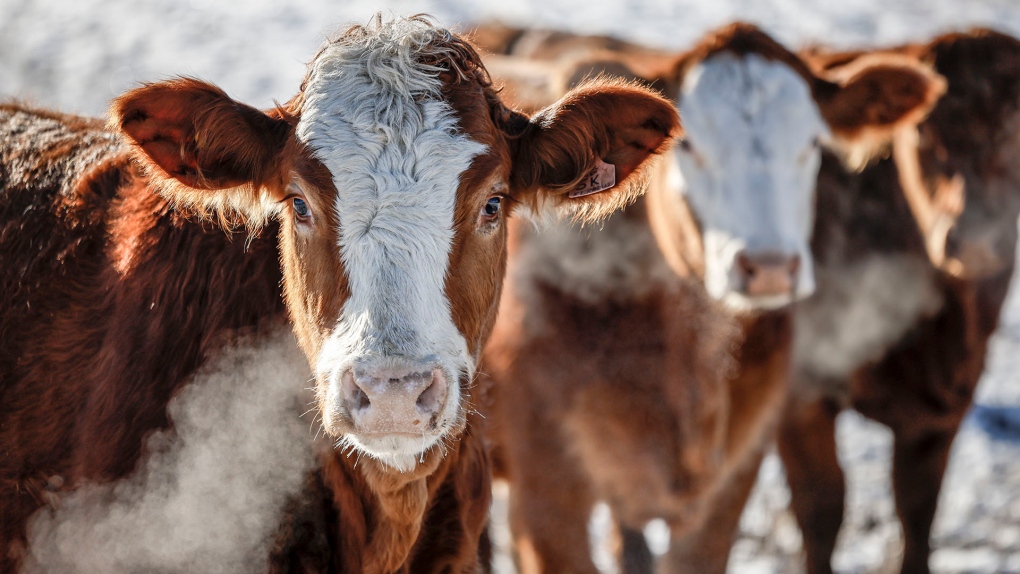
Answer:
[
  {"left": 783, "top": 29, "right": 1020, "bottom": 574},
  {"left": 476, "top": 23, "right": 945, "bottom": 573}
]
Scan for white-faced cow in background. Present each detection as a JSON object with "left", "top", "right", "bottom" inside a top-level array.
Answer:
[{"left": 474, "top": 22, "right": 944, "bottom": 573}]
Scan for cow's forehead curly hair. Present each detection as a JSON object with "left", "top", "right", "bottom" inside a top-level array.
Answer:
[
  {"left": 290, "top": 13, "right": 529, "bottom": 147},
  {"left": 302, "top": 14, "right": 493, "bottom": 94}
]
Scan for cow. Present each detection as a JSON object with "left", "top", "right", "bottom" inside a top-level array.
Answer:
[
  {"left": 476, "top": 22, "right": 945, "bottom": 573},
  {"left": 781, "top": 29, "right": 1020, "bottom": 574},
  {"left": 0, "top": 15, "right": 682, "bottom": 573}
]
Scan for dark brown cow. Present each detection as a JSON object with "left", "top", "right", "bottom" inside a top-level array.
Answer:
[
  {"left": 0, "top": 16, "right": 681, "bottom": 573},
  {"left": 782, "top": 29, "right": 1020, "bottom": 574},
  {"left": 478, "top": 23, "right": 944, "bottom": 573}
]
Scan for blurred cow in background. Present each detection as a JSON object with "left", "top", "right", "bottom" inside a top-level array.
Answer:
[
  {"left": 784, "top": 29, "right": 1020, "bottom": 574},
  {"left": 475, "top": 22, "right": 944, "bottom": 574}
]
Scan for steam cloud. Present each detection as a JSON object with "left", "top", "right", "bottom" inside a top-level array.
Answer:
[
  {"left": 794, "top": 253, "right": 944, "bottom": 379},
  {"left": 23, "top": 328, "right": 317, "bottom": 574}
]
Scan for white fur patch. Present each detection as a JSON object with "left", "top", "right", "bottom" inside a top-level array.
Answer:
[
  {"left": 794, "top": 253, "right": 944, "bottom": 379},
  {"left": 24, "top": 329, "right": 315, "bottom": 573},
  {"left": 294, "top": 18, "right": 486, "bottom": 469},
  {"left": 673, "top": 53, "right": 827, "bottom": 310}
]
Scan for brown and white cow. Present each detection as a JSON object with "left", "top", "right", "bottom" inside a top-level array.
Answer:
[
  {"left": 477, "top": 23, "right": 944, "bottom": 573},
  {"left": 0, "top": 16, "right": 681, "bottom": 573},
  {"left": 781, "top": 29, "right": 1020, "bottom": 574}
]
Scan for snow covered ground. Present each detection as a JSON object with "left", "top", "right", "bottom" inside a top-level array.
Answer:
[{"left": 3, "top": 0, "right": 1020, "bottom": 572}]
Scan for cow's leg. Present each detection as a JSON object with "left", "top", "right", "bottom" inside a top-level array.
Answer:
[
  {"left": 507, "top": 454, "right": 598, "bottom": 574},
  {"left": 889, "top": 425, "right": 958, "bottom": 574},
  {"left": 620, "top": 524, "right": 654, "bottom": 574},
  {"left": 777, "top": 393, "right": 844, "bottom": 574},
  {"left": 660, "top": 443, "right": 767, "bottom": 574},
  {"left": 478, "top": 522, "right": 494, "bottom": 574}
]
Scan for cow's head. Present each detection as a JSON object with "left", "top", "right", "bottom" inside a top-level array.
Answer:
[
  {"left": 881, "top": 30, "right": 1020, "bottom": 279},
  {"left": 111, "top": 16, "right": 679, "bottom": 472},
  {"left": 655, "top": 24, "right": 944, "bottom": 311}
]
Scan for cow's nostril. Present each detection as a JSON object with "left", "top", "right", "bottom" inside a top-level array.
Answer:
[
  {"left": 415, "top": 380, "right": 442, "bottom": 414},
  {"left": 944, "top": 226, "right": 961, "bottom": 259},
  {"left": 353, "top": 387, "right": 370, "bottom": 411},
  {"left": 787, "top": 255, "right": 801, "bottom": 275},
  {"left": 415, "top": 369, "right": 446, "bottom": 416},
  {"left": 737, "top": 253, "right": 757, "bottom": 277}
]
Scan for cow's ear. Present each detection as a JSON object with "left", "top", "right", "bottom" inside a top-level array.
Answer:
[
  {"left": 815, "top": 55, "right": 946, "bottom": 168},
  {"left": 508, "top": 78, "right": 682, "bottom": 222},
  {"left": 111, "top": 78, "right": 292, "bottom": 219}
]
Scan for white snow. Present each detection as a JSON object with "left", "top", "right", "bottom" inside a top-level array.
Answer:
[{"left": 3, "top": 1, "right": 1020, "bottom": 573}]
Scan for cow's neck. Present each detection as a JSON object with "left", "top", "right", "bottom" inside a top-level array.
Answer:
[
  {"left": 320, "top": 437, "right": 453, "bottom": 573},
  {"left": 736, "top": 310, "right": 794, "bottom": 364}
]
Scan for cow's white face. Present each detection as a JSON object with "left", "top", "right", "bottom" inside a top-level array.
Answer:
[
  {"left": 674, "top": 53, "right": 825, "bottom": 312},
  {"left": 295, "top": 30, "right": 487, "bottom": 470}
]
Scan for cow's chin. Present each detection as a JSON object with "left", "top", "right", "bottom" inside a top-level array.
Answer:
[
  {"left": 719, "top": 291, "right": 798, "bottom": 314},
  {"left": 343, "top": 433, "right": 446, "bottom": 473},
  {"left": 322, "top": 397, "right": 466, "bottom": 473},
  {"left": 712, "top": 270, "right": 816, "bottom": 314},
  {"left": 715, "top": 282, "right": 816, "bottom": 314}
]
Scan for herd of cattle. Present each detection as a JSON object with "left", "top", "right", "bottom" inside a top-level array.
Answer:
[{"left": 1, "top": 12, "right": 1019, "bottom": 574}]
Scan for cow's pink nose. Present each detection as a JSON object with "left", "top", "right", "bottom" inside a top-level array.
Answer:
[
  {"left": 340, "top": 365, "right": 447, "bottom": 434},
  {"left": 736, "top": 251, "right": 800, "bottom": 297}
]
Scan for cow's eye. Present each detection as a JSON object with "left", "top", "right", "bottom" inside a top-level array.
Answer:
[
  {"left": 293, "top": 197, "right": 311, "bottom": 220},
  {"left": 479, "top": 196, "right": 502, "bottom": 225}
]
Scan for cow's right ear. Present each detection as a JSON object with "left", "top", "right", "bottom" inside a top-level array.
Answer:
[
  {"left": 508, "top": 77, "right": 682, "bottom": 222},
  {"left": 111, "top": 78, "right": 293, "bottom": 220}
]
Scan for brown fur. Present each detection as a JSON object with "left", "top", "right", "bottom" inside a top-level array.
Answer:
[
  {"left": 480, "top": 201, "right": 741, "bottom": 574},
  {"left": 782, "top": 29, "right": 1020, "bottom": 574},
  {"left": 478, "top": 23, "right": 945, "bottom": 574},
  {"left": 1, "top": 18, "right": 681, "bottom": 573},
  {"left": 0, "top": 105, "right": 287, "bottom": 570}
]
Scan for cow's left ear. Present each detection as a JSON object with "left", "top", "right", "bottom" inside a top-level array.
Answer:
[
  {"left": 815, "top": 55, "right": 946, "bottom": 167},
  {"left": 111, "top": 77, "right": 292, "bottom": 220},
  {"left": 508, "top": 78, "right": 682, "bottom": 222}
]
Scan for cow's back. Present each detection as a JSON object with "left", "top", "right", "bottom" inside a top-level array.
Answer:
[{"left": 0, "top": 106, "right": 125, "bottom": 386}]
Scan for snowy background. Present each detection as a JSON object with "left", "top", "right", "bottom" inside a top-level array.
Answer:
[{"left": 2, "top": 0, "right": 1020, "bottom": 572}]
